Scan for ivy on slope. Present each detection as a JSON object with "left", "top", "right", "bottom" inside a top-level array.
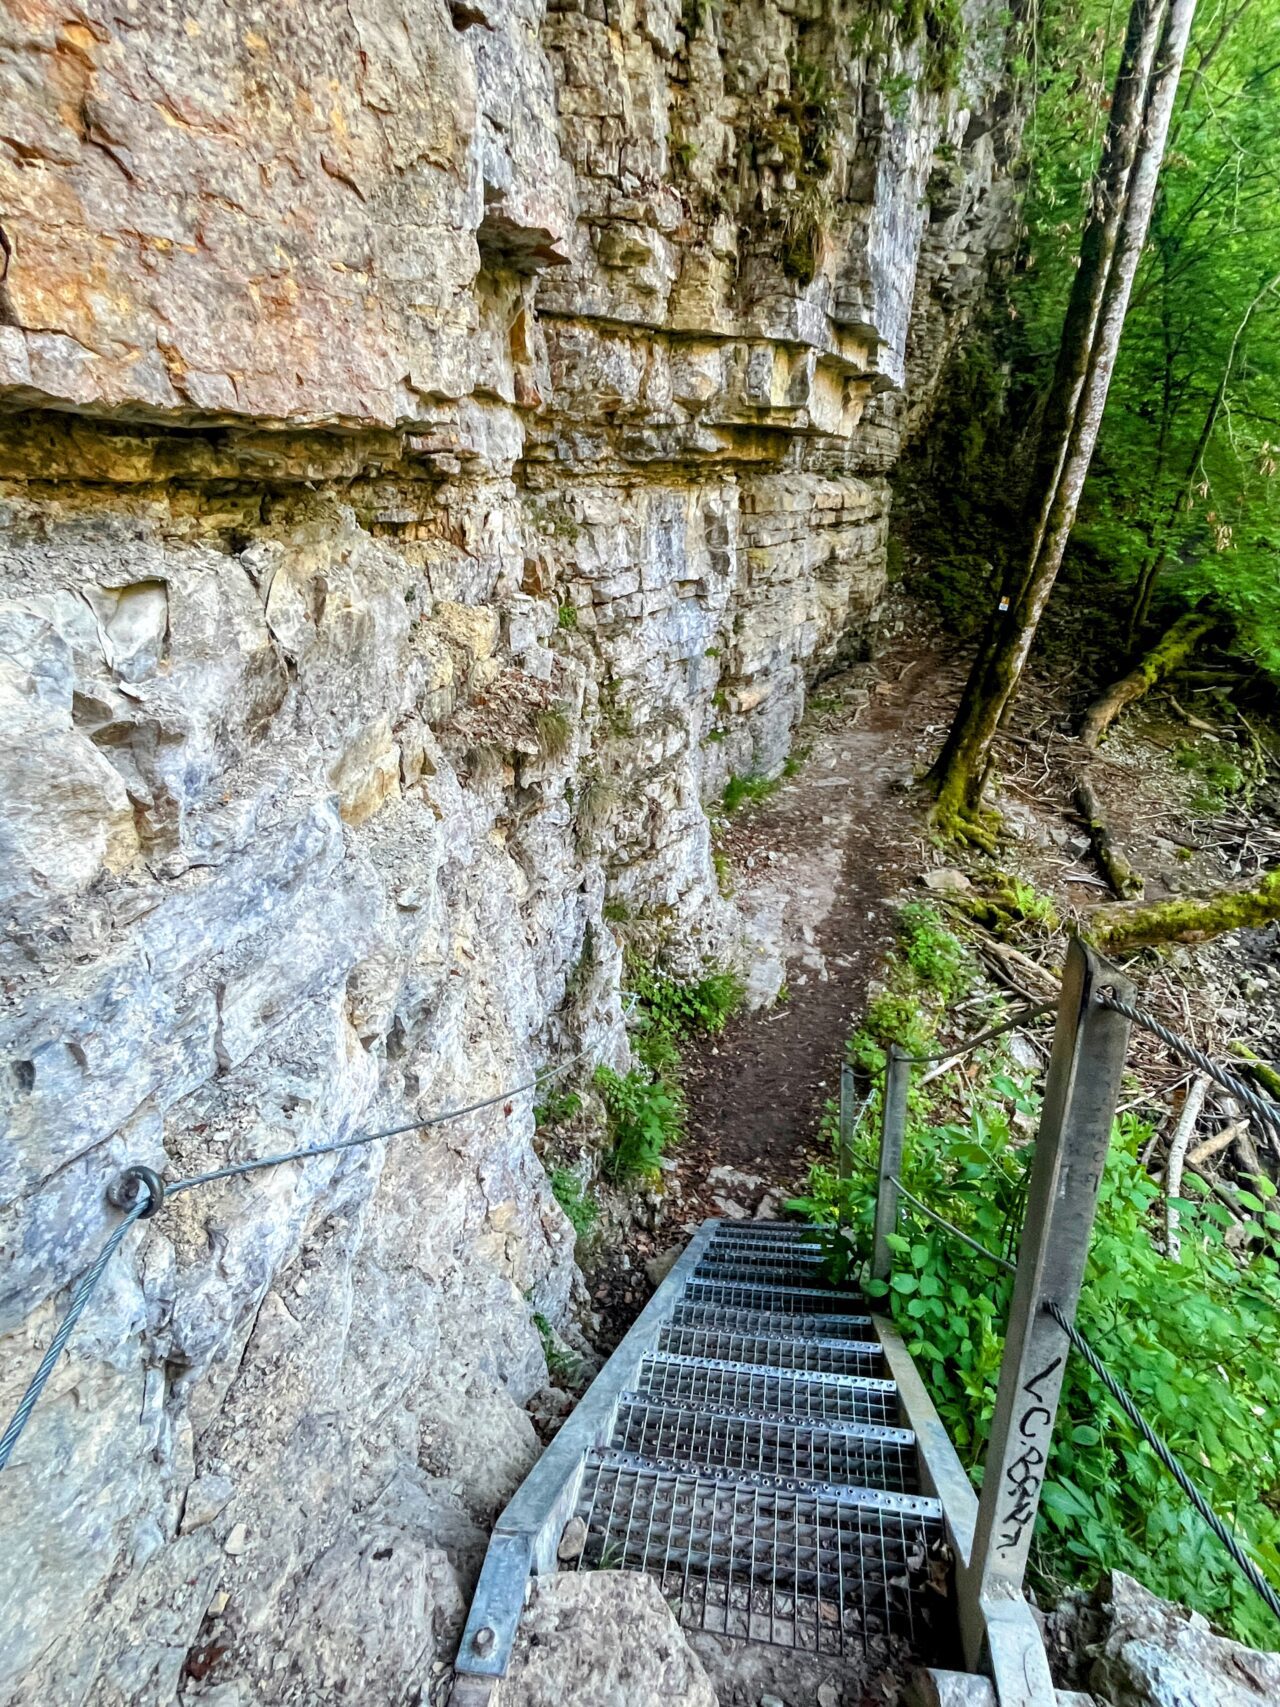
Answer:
[{"left": 792, "top": 904, "right": 1280, "bottom": 1647}]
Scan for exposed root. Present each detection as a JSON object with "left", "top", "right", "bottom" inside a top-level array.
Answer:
[{"left": 1074, "top": 769, "right": 1144, "bottom": 900}]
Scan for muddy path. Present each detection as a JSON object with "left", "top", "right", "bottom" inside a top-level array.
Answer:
[{"left": 588, "top": 621, "right": 963, "bottom": 1332}]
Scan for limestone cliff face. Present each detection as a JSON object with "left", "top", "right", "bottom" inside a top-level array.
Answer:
[{"left": 0, "top": 3, "right": 1015, "bottom": 1701}]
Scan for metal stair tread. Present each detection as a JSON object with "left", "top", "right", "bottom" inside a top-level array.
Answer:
[
  {"left": 670, "top": 1301, "right": 876, "bottom": 1337},
  {"left": 614, "top": 1391, "right": 915, "bottom": 1444},
  {"left": 656, "top": 1324, "right": 884, "bottom": 1376},
  {"left": 641, "top": 1351, "right": 897, "bottom": 1392},
  {"left": 583, "top": 1447, "right": 942, "bottom": 1517},
  {"left": 608, "top": 1397, "right": 918, "bottom": 1493}
]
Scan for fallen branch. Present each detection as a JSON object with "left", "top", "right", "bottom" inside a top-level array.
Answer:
[
  {"left": 976, "top": 937, "right": 1062, "bottom": 1000},
  {"left": 1074, "top": 769, "right": 1145, "bottom": 899},
  {"left": 1165, "top": 1075, "right": 1209, "bottom": 1260},
  {"left": 1230, "top": 1041, "right": 1280, "bottom": 1103},
  {"left": 1080, "top": 609, "right": 1216, "bottom": 749},
  {"left": 1186, "top": 1118, "right": 1249, "bottom": 1169},
  {"left": 1087, "top": 867, "right": 1280, "bottom": 953}
]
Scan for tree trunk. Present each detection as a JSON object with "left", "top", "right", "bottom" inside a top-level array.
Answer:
[
  {"left": 928, "top": 0, "right": 1199, "bottom": 845},
  {"left": 1079, "top": 607, "right": 1216, "bottom": 747},
  {"left": 1087, "top": 867, "right": 1280, "bottom": 952}
]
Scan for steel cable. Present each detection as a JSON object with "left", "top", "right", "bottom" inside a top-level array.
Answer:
[
  {"left": 1045, "top": 1300, "right": 1280, "bottom": 1625},
  {"left": 0, "top": 1200, "right": 148, "bottom": 1471},
  {"left": 1095, "top": 992, "right": 1280, "bottom": 1144},
  {"left": 888, "top": 1175, "right": 1017, "bottom": 1274},
  {"left": 0, "top": 1018, "right": 625, "bottom": 1473},
  {"left": 902, "top": 1002, "right": 1056, "bottom": 1064}
]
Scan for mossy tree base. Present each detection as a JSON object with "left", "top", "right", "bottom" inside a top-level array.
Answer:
[{"left": 1087, "top": 867, "right": 1280, "bottom": 953}]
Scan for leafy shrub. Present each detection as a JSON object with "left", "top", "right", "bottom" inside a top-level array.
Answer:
[
  {"left": 534, "top": 1090, "right": 582, "bottom": 1130},
  {"left": 721, "top": 771, "right": 780, "bottom": 813},
  {"left": 897, "top": 901, "right": 973, "bottom": 1001},
  {"left": 548, "top": 1166, "right": 599, "bottom": 1240},
  {"left": 629, "top": 960, "right": 745, "bottom": 1038},
  {"left": 595, "top": 1065, "right": 683, "bottom": 1180},
  {"left": 794, "top": 948, "right": 1280, "bottom": 1648}
]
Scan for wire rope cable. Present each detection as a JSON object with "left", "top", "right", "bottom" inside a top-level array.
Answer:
[
  {"left": 1096, "top": 992, "right": 1280, "bottom": 1143},
  {"left": 0, "top": 1016, "right": 627, "bottom": 1473},
  {"left": 1046, "top": 1300, "right": 1280, "bottom": 1625}
]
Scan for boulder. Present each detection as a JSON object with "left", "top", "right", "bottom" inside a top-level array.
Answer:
[{"left": 498, "top": 1573, "right": 718, "bottom": 1707}]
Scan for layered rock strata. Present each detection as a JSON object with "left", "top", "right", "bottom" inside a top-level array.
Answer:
[{"left": 0, "top": 1, "right": 1015, "bottom": 1700}]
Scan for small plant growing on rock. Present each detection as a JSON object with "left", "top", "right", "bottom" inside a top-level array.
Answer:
[
  {"left": 533, "top": 705, "right": 572, "bottom": 760},
  {"left": 595, "top": 1064, "right": 683, "bottom": 1181},
  {"left": 557, "top": 602, "right": 579, "bottom": 631},
  {"left": 548, "top": 1166, "right": 599, "bottom": 1240},
  {"left": 576, "top": 774, "right": 618, "bottom": 844},
  {"left": 722, "top": 771, "right": 779, "bottom": 813}
]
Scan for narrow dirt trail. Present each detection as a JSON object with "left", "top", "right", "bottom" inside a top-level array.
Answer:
[{"left": 664, "top": 638, "right": 957, "bottom": 1228}]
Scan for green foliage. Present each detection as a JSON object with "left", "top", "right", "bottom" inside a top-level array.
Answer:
[
  {"left": 629, "top": 960, "right": 745, "bottom": 1038},
  {"left": 532, "top": 1311, "right": 583, "bottom": 1383},
  {"left": 1007, "top": 0, "right": 1280, "bottom": 679},
  {"left": 557, "top": 602, "right": 579, "bottom": 631},
  {"left": 722, "top": 771, "right": 780, "bottom": 813},
  {"left": 712, "top": 845, "right": 734, "bottom": 897},
  {"left": 1173, "top": 742, "right": 1247, "bottom": 813},
  {"left": 535, "top": 1089, "right": 582, "bottom": 1130},
  {"left": 897, "top": 900, "right": 972, "bottom": 1001},
  {"left": 595, "top": 1064, "right": 683, "bottom": 1181},
  {"left": 794, "top": 941, "right": 1280, "bottom": 1647},
  {"left": 548, "top": 1166, "right": 599, "bottom": 1240},
  {"left": 602, "top": 898, "right": 631, "bottom": 925},
  {"left": 749, "top": 50, "right": 841, "bottom": 287}
]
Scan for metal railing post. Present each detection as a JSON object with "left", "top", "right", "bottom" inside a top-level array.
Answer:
[
  {"left": 838, "top": 1062, "right": 855, "bottom": 1180},
  {"left": 959, "top": 936, "right": 1132, "bottom": 1683},
  {"left": 871, "top": 1045, "right": 910, "bottom": 1286}
]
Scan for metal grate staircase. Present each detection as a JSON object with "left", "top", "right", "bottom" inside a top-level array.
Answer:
[
  {"left": 448, "top": 1217, "right": 1044, "bottom": 1703},
  {"left": 568, "top": 1221, "right": 945, "bottom": 1657}
]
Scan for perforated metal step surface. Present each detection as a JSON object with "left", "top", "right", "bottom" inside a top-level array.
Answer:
[
  {"left": 657, "top": 1323, "right": 883, "bottom": 1377},
  {"left": 573, "top": 1460, "right": 944, "bottom": 1655},
  {"left": 636, "top": 1354, "right": 900, "bottom": 1427},
  {"left": 610, "top": 1396, "right": 918, "bottom": 1490},
  {"left": 568, "top": 1218, "right": 951, "bottom": 1660}
]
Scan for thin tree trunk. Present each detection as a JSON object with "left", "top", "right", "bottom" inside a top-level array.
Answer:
[{"left": 928, "top": 0, "right": 1199, "bottom": 844}]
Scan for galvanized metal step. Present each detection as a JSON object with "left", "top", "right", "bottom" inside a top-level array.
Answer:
[
  {"left": 682, "top": 1279, "right": 870, "bottom": 1316},
  {"left": 634, "top": 1353, "right": 900, "bottom": 1427},
  {"left": 573, "top": 1459, "right": 943, "bottom": 1655},
  {"left": 609, "top": 1397, "right": 917, "bottom": 1491},
  {"left": 704, "top": 1229, "right": 824, "bottom": 1254},
  {"left": 693, "top": 1257, "right": 838, "bottom": 1286},
  {"left": 670, "top": 1301, "right": 875, "bottom": 1339},
  {"left": 657, "top": 1323, "right": 883, "bottom": 1377}
]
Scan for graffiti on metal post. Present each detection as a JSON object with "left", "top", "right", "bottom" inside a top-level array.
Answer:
[{"left": 996, "top": 1353, "right": 1063, "bottom": 1554}]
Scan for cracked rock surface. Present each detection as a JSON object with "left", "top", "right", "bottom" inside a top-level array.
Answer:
[{"left": 0, "top": 0, "right": 1018, "bottom": 1700}]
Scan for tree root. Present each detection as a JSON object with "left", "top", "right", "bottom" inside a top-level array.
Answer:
[
  {"left": 1074, "top": 770, "right": 1144, "bottom": 900},
  {"left": 1087, "top": 867, "right": 1280, "bottom": 953},
  {"left": 928, "top": 794, "right": 1001, "bottom": 854},
  {"left": 1080, "top": 608, "right": 1216, "bottom": 749}
]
